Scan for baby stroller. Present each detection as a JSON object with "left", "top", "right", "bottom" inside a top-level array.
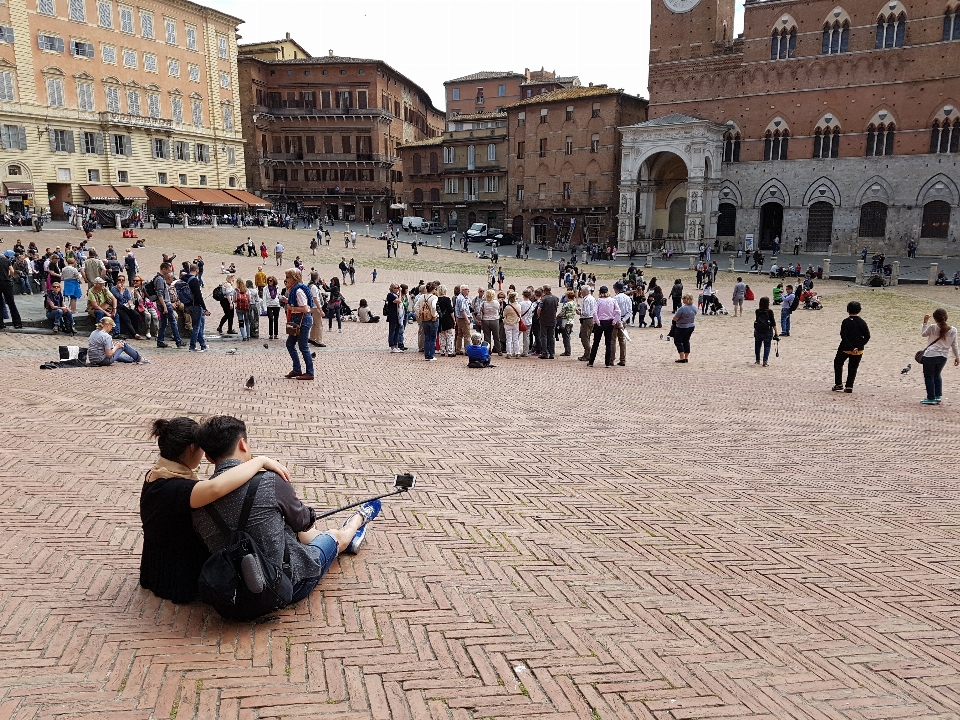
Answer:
[
  {"left": 704, "top": 294, "right": 728, "bottom": 315},
  {"left": 339, "top": 299, "right": 359, "bottom": 321}
]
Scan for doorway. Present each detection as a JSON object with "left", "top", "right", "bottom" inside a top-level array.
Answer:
[
  {"left": 47, "top": 183, "right": 72, "bottom": 220},
  {"left": 759, "top": 203, "right": 783, "bottom": 250},
  {"left": 805, "top": 202, "right": 834, "bottom": 251},
  {"left": 512, "top": 214, "right": 523, "bottom": 238}
]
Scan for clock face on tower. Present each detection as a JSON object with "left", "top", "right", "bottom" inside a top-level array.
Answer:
[{"left": 664, "top": 0, "right": 701, "bottom": 13}]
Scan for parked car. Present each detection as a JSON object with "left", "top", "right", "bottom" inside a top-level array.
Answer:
[
  {"left": 484, "top": 233, "right": 518, "bottom": 246},
  {"left": 421, "top": 221, "right": 444, "bottom": 235}
]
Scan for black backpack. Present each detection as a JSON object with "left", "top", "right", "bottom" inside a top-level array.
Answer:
[
  {"left": 197, "top": 476, "right": 293, "bottom": 621},
  {"left": 174, "top": 279, "right": 194, "bottom": 306},
  {"left": 143, "top": 273, "right": 163, "bottom": 301},
  {"left": 754, "top": 310, "right": 773, "bottom": 335},
  {"left": 789, "top": 292, "right": 801, "bottom": 313}
]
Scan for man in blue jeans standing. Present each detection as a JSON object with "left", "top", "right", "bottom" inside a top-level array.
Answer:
[
  {"left": 416, "top": 282, "right": 439, "bottom": 361},
  {"left": 154, "top": 261, "right": 184, "bottom": 348},
  {"left": 186, "top": 263, "right": 208, "bottom": 352},
  {"left": 780, "top": 283, "right": 795, "bottom": 337}
]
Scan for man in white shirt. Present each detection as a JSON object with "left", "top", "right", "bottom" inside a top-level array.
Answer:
[
  {"left": 453, "top": 285, "right": 474, "bottom": 355},
  {"left": 578, "top": 285, "right": 597, "bottom": 361},
  {"left": 307, "top": 272, "right": 326, "bottom": 348},
  {"left": 612, "top": 282, "right": 632, "bottom": 366},
  {"left": 274, "top": 242, "right": 284, "bottom": 266}
]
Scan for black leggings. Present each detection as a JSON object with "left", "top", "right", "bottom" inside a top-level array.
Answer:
[
  {"left": 589, "top": 319, "right": 614, "bottom": 366},
  {"left": 217, "top": 300, "right": 234, "bottom": 332},
  {"left": 834, "top": 350, "right": 862, "bottom": 388},
  {"left": 672, "top": 326, "right": 694, "bottom": 354},
  {"left": 267, "top": 306, "right": 281, "bottom": 337}
]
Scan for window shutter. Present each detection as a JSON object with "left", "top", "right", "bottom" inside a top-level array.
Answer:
[
  {"left": 125, "top": 135, "right": 132, "bottom": 156},
  {"left": 49, "top": 131, "right": 57, "bottom": 152},
  {"left": 94, "top": 132, "right": 103, "bottom": 154},
  {"left": 0, "top": 126, "right": 9, "bottom": 149},
  {"left": 17, "top": 126, "right": 25, "bottom": 149},
  {"left": 66, "top": 131, "right": 75, "bottom": 153}
]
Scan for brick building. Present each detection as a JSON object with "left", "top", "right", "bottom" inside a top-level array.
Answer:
[
  {"left": 617, "top": 0, "right": 960, "bottom": 255},
  {"left": 443, "top": 68, "right": 579, "bottom": 119},
  {"left": 237, "top": 43, "right": 444, "bottom": 223},
  {"left": 505, "top": 86, "right": 647, "bottom": 247},
  {"left": 0, "top": 0, "right": 247, "bottom": 219},
  {"left": 399, "top": 111, "right": 508, "bottom": 232}
]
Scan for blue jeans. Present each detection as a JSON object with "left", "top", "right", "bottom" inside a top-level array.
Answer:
[
  {"left": 158, "top": 304, "right": 181, "bottom": 345},
  {"left": 754, "top": 336, "right": 771, "bottom": 363},
  {"left": 238, "top": 309, "right": 249, "bottom": 339},
  {"left": 780, "top": 308, "right": 791, "bottom": 334},
  {"left": 47, "top": 308, "right": 73, "bottom": 331},
  {"left": 328, "top": 302, "right": 342, "bottom": 330},
  {"left": 286, "top": 313, "right": 314, "bottom": 375},
  {"left": 652, "top": 305, "right": 662, "bottom": 325},
  {"left": 422, "top": 320, "right": 438, "bottom": 359},
  {"left": 922, "top": 356, "right": 947, "bottom": 399},
  {"left": 98, "top": 342, "right": 142, "bottom": 364},
  {"left": 388, "top": 317, "right": 402, "bottom": 347},
  {"left": 18, "top": 276, "right": 31, "bottom": 294},
  {"left": 92, "top": 308, "right": 121, "bottom": 334},
  {"left": 189, "top": 306, "right": 206, "bottom": 350},
  {"left": 290, "top": 532, "right": 338, "bottom": 603}
]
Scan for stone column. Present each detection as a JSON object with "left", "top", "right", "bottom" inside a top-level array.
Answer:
[
  {"left": 929, "top": 263, "right": 938, "bottom": 285},
  {"left": 646, "top": 253, "right": 653, "bottom": 268},
  {"left": 688, "top": 255, "right": 696, "bottom": 270},
  {"left": 365, "top": 224, "right": 369, "bottom": 237},
  {"left": 547, "top": 248, "right": 553, "bottom": 260},
  {"left": 617, "top": 185, "right": 636, "bottom": 247},
  {"left": 891, "top": 261, "right": 900, "bottom": 285},
  {"left": 856, "top": 259, "right": 863, "bottom": 284},
  {"left": 822, "top": 259, "right": 830, "bottom": 280},
  {"left": 684, "top": 180, "right": 705, "bottom": 254},
  {"left": 211, "top": 215, "right": 217, "bottom": 228},
  {"left": 582, "top": 249, "right": 587, "bottom": 264},
  {"left": 728, "top": 256, "right": 735, "bottom": 273}
]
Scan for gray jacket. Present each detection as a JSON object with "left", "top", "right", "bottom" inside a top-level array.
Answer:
[{"left": 192, "top": 460, "right": 322, "bottom": 585}]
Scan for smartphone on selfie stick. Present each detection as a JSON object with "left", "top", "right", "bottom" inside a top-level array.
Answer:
[{"left": 313, "top": 473, "right": 417, "bottom": 521}]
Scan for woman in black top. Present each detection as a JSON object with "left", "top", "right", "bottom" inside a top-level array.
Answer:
[
  {"left": 436, "top": 285, "right": 456, "bottom": 357},
  {"left": 753, "top": 296, "right": 778, "bottom": 366},
  {"left": 139, "top": 417, "right": 291, "bottom": 603}
]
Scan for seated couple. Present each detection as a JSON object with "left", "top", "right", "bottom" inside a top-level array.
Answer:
[{"left": 139, "top": 415, "right": 381, "bottom": 608}]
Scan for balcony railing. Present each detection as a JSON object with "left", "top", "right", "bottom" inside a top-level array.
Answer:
[
  {"left": 263, "top": 152, "right": 392, "bottom": 163},
  {"left": 100, "top": 112, "right": 173, "bottom": 130},
  {"left": 257, "top": 105, "right": 393, "bottom": 119}
]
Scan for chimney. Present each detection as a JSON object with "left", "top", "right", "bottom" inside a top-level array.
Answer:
[
  {"left": 285, "top": 32, "right": 291, "bottom": 40},
  {"left": 329, "top": 49, "right": 334, "bottom": 57}
]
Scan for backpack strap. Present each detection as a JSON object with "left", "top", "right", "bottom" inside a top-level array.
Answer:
[{"left": 205, "top": 474, "right": 262, "bottom": 536}]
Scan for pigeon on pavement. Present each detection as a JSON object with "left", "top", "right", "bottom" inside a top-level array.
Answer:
[
  {"left": 901, "top": 363, "right": 911, "bottom": 374},
  {"left": 245, "top": 375, "right": 255, "bottom": 390}
]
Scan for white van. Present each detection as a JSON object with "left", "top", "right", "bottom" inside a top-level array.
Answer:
[{"left": 402, "top": 216, "right": 424, "bottom": 230}]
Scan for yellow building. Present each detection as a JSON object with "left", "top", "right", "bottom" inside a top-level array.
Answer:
[{"left": 0, "top": 0, "right": 247, "bottom": 218}]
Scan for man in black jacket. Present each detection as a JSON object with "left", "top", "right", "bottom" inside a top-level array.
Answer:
[
  {"left": 0, "top": 252, "right": 23, "bottom": 330},
  {"left": 833, "top": 301, "right": 871, "bottom": 393},
  {"left": 194, "top": 416, "right": 381, "bottom": 609},
  {"left": 185, "top": 263, "right": 209, "bottom": 352}
]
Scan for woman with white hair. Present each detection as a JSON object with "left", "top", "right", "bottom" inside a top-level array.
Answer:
[{"left": 466, "top": 331, "right": 490, "bottom": 367}]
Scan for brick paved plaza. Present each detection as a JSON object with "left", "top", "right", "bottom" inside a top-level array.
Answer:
[{"left": 2, "top": 228, "right": 960, "bottom": 719}]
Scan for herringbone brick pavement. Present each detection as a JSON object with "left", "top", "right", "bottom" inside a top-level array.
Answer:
[{"left": 1, "top": 229, "right": 960, "bottom": 719}]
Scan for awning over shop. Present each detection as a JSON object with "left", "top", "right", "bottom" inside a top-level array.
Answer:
[
  {"left": 179, "top": 188, "right": 243, "bottom": 206},
  {"left": 80, "top": 185, "right": 120, "bottom": 202},
  {"left": 113, "top": 185, "right": 147, "bottom": 201},
  {"left": 300, "top": 200, "right": 326, "bottom": 207},
  {"left": 224, "top": 189, "right": 271, "bottom": 208},
  {"left": 146, "top": 186, "right": 198, "bottom": 205},
  {"left": 4, "top": 182, "right": 34, "bottom": 197}
]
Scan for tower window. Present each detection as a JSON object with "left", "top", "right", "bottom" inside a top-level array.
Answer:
[
  {"left": 822, "top": 20, "right": 850, "bottom": 54},
  {"left": 723, "top": 131, "right": 741, "bottom": 162},
  {"left": 930, "top": 116, "right": 960, "bottom": 153},
  {"left": 764, "top": 129, "right": 789, "bottom": 160},
  {"left": 865, "top": 123, "right": 895, "bottom": 156},
  {"left": 770, "top": 26, "right": 797, "bottom": 59},
  {"left": 943, "top": 8, "right": 960, "bottom": 40},
  {"left": 876, "top": 12, "right": 906, "bottom": 48},
  {"left": 813, "top": 126, "right": 841, "bottom": 158}
]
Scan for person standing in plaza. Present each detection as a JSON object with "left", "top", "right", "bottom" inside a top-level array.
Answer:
[
  {"left": 216, "top": 275, "right": 236, "bottom": 336},
  {"left": 587, "top": 286, "right": 619, "bottom": 367},
  {"left": 780, "top": 284, "right": 795, "bottom": 337},
  {"left": 154, "top": 263, "right": 184, "bottom": 348},
  {"left": 732, "top": 276, "right": 747, "bottom": 317},
  {"left": 281, "top": 269, "right": 314, "bottom": 380},
  {"left": 453, "top": 284, "right": 473, "bottom": 355},
  {"left": 832, "top": 301, "right": 869, "bottom": 392},
  {"left": 416, "top": 282, "right": 439, "bottom": 361},
  {"left": 537, "top": 286, "right": 559, "bottom": 360},
  {"left": 185, "top": 263, "right": 209, "bottom": 352},
  {"left": 612, "top": 282, "right": 631, "bottom": 365},
  {"left": 479, "top": 289, "right": 502, "bottom": 355},
  {"left": 307, "top": 272, "right": 326, "bottom": 348},
  {"left": 558, "top": 289, "right": 577, "bottom": 357},
  {"left": 671, "top": 294, "right": 697, "bottom": 363},
  {"left": 274, "top": 241, "right": 284, "bottom": 266},
  {"left": 753, "top": 296, "right": 777, "bottom": 366},
  {"left": 436, "top": 285, "right": 455, "bottom": 357},
  {"left": 386, "top": 283, "right": 403, "bottom": 352},
  {"left": 578, "top": 285, "right": 596, "bottom": 361},
  {"left": 670, "top": 278, "right": 683, "bottom": 313},
  {"left": 919, "top": 308, "right": 959, "bottom": 405},
  {"left": 0, "top": 251, "right": 22, "bottom": 330}
]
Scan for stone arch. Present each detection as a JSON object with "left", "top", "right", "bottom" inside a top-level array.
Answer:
[
  {"left": 665, "top": 182, "right": 687, "bottom": 210},
  {"left": 755, "top": 177, "right": 790, "bottom": 207},
  {"left": 918, "top": 173, "right": 960, "bottom": 205},
  {"left": 5, "top": 162, "right": 32, "bottom": 181},
  {"left": 802, "top": 177, "right": 842, "bottom": 206},
  {"left": 718, "top": 180, "right": 742, "bottom": 207},
  {"left": 928, "top": 102, "right": 960, "bottom": 125},
  {"left": 855, "top": 175, "right": 895, "bottom": 205},
  {"left": 772, "top": 12, "right": 799, "bottom": 31}
]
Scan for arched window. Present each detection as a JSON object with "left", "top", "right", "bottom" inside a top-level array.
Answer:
[
  {"left": 876, "top": 12, "right": 906, "bottom": 47},
  {"left": 770, "top": 26, "right": 797, "bottom": 59},
  {"left": 412, "top": 153, "right": 422, "bottom": 174},
  {"left": 723, "top": 131, "right": 741, "bottom": 162},
  {"left": 866, "top": 123, "right": 895, "bottom": 156},
  {"left": 944, "top": 8, "right": 960, "bottom": 40},
  {"left": 858, "top": 201, "right": 888, "bottom": 237},
  {"left": 930, "top": 115, "right": 960, "bottom": 153},
  {"left": 413, "top": 188, "right": 423, "bottom": 202},
  {"left": 764, "top": 129, "right": 789, "bottom": 160},
  {"left": 813, "top": 122, "right": 841, "bottom": 158},
  {"left": 822, "top": 20, "right": 850, "bottom": 53},
  {"left": 921, "top": 200, "right": 951, "bottom": 238}
]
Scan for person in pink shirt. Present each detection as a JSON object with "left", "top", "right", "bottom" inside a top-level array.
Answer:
[{"left": 587, "top": 285, "right": 620, "bottom": 367}]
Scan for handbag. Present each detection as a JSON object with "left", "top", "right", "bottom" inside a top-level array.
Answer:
[
  {"left": 915, "top": 339, "right": 937, "bottom": 364},
  {"left": 285, "top": 315, "right": 303, "bottom": 336}
]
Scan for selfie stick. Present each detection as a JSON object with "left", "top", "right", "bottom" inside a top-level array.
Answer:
[{"left": 313, "top": 486, "right": 410, "bottom": 521}]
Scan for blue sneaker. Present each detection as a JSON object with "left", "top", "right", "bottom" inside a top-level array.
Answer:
[
  {"left": 921, "top": 398, "right": 938, "bottom": 405},
  {"left": 355, "top": 499, "right": 381, "bottom": 526},
  {"left": 343, "top": 525, "right": 367, "bottom": 554}
]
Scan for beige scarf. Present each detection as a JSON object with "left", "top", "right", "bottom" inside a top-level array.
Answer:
[{"left": 145, "top": 457, "right": 199, "bottom": 483}]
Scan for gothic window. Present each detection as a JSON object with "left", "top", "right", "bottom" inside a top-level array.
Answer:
[
  {"left": 876, "top": 12, "right": 905, "bottom": 48},
  {"left": 723, "top": 131, "right": 741, "bottom": 162},
  {"left": 822, "top": 20, "right": 850, "bottom": 54},
  {"left": 770, "top": 26, "right": 797, "bottom": 59},
  {"left": 865, "top": 123, "right": 895, "bottom": 156},
  {"left": 813, "top": 125, "right": 841, "bottom": 158},
  {"left": 921, "top": 200, "right": 951, "bottom": 238},
  {"left": 943, "top": 8, "right": 960, "bottom": 40},
  {"left": 717, "top": 203, "right": 737, "bottom": 236},
  {"left": 764, "top": 129, "right": 789, "bottom": 160},
  {"left": 858, "top": 202, "right": 888, "bottom": 237},
  {"left": 930, "top": 117, "right": 960, "bottom": 153}
]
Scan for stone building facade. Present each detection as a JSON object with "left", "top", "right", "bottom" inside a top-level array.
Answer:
[
  {"left": 237, "top": 43, "right": 444, "bottom": 222},
  {"left": 443, "top": 69, "right": 579, "bottom": 119},
  {"left": 0, "top": 0, "right": 245, "bottom": 218},
  {"left": 619, "top": 0, "right": 960, "bottom": 255},
  {"left": 506, "top": 86, "right": 647, "bottom": 247},
  {"left": 398, "top": 112, "right": 508, "bottom": 232}
]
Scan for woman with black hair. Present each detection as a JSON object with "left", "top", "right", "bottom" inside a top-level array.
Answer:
[{"left": 139, "top": 417, "right": 291, "bottom": 603}]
